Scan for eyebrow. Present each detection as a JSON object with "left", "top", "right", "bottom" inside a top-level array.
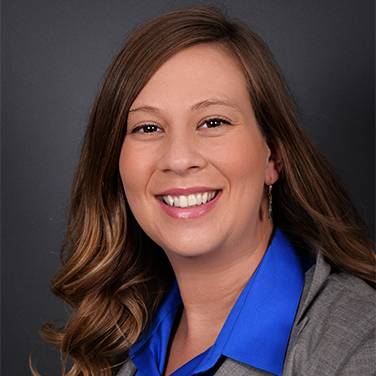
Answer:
[
  {"left": 128, "top": 98, "right": 241, "bottom": 115},
  {"left": 128, "top": 106, "right": 162, "bottom": 115},
  {"left": 191, "top": 99, "right": 240, "bottom": 111}
]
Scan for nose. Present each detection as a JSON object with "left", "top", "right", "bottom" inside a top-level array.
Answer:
[{"left": 156, "top": 129, "right": 207, "bottom": 175}]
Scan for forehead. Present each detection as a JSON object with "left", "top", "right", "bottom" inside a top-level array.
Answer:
[{"left": 130, "top": 43, "right": 249, "bottom": 110}]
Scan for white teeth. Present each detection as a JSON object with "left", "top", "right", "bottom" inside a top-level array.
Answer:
[
  {"left": 165, "top": 195, "right": 174, "bottom": 206},
  {"left": 202, "top": 192, "right": 208, "bottom": 204},
  {"left": 179, "top": 195, "right": 188, "bottom": 208},
  {"left": 163, "top": 190, "right": 217, "bottom": 208},
  {"left": 196, "top": 192, "right": 202, "bottom": 204},
  {"left": 188, "top": 194, "right": 197, "bottom": 206},
  {"left": 173, "top": 196, "right": 179, "bottom": 206}
]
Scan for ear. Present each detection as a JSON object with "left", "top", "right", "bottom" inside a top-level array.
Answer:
[{"left": 265, "top": 142, "right": 282, "bottom": 185}]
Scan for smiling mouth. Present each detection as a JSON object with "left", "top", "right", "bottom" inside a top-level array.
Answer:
[{"left": 162, "top": 190, "right": 218, "bottom": 208}]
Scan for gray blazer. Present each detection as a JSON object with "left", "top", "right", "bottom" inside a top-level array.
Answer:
[{"left": 116, "top": 252, "right": 376, "bottom": 375}]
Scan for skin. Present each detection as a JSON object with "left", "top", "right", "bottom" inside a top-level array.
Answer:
[{"left": 119, "top": 43, "right": 280, "bottom": 375}]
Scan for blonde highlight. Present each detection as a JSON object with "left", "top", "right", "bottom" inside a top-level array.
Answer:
[{"left": 34, "top": 6, "right": 375, "bottom": 376}]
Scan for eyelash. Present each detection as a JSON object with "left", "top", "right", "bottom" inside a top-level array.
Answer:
[
  {"left": 130, "top": 117, "right": 231, "bottom": 134},
  {"left": 199, "top": 117, "right": 231, "bottom": 128},
  {"left": 131, "top": 124, "right": 161, "bottom": 134}
]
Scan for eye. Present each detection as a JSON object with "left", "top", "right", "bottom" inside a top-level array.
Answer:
[
  {"left": 199, "top": 117, "right": 231, "bottom": 129},
  {"left": 131, "top": 124, "right": 162, "bottom": 134}
]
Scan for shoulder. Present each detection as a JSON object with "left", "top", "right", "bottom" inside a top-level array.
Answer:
[
  {"left": 307, "top": 269, "right": 375, "bottom": 323},
  {"left": 284, "top": 258, "right": 376, "bottom": 375}
]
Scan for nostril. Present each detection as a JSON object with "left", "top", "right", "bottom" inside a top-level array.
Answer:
[{"left": 158, "top": 139, "right": 207, "bottom": 174}]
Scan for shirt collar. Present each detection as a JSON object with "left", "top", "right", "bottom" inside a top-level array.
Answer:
[
  {"left": 130, "top": 228, "right": 306, "bottom": 376},
  {"left": 196, "top": 228, "right": 306, "bottom": 375}
]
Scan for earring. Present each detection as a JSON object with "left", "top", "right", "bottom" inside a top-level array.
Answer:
[{"left": 268, "top": 183, "right": 273, "bottom": 219}]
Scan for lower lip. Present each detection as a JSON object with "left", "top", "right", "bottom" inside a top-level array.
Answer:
[{"left": 157, "top": 191, "right": 221, "bottom": 219}]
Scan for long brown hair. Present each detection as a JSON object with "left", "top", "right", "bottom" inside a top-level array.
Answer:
[{"left": 33, "top": 6, "right": 375, "bottom": 376}]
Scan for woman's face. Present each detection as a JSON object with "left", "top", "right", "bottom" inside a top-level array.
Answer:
[{"left": 119, "top": 44, "right": 278, "bottom": 260}]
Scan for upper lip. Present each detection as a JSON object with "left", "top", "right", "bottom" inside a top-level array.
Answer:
[{"left": 157, "top": 187, "right": 220, "bottom": 196}]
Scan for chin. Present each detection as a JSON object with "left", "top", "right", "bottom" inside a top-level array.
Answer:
[{"left": 161, "top": 239, "right": 221, "bottom": 260}]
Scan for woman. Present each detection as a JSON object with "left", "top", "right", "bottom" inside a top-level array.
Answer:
[{"left": 34, "top": 6, "right": 375, "bottom": 376}]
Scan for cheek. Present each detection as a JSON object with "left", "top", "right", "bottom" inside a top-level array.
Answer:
[
  {"left": 119, "top": 145, "right": 155, "bottom": 232},
  {"left": 213, "top": 136, "right": 268, "bottom": 181},
  {"left": 119, "top": 145, "right": 148, "bottom": 199}
]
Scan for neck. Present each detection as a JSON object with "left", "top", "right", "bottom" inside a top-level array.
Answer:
[
  {"left": 163, "top": 222, "right": 274, "bottom": 375},
  {"left": 168, "top": 221, "right": 274, "bottom": 339}
]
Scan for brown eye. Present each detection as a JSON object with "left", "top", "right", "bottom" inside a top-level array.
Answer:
[
  {"left": 201, "top": 117, "right": 231, "bottom": 128},
  {"left": 132, "top": 124, "right": 161, "bottom": 133}
]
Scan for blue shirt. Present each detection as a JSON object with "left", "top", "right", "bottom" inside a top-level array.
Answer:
[{"left": 130, "top": 229, "right": 308, "bottom": 376}]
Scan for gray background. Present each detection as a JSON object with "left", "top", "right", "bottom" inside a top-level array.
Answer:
[{"left": 2, "top": 1, "right": 375, "bottom": 375}]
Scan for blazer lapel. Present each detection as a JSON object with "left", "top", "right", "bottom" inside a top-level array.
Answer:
[
  {"left": 116, "top": 359, "right": 137, "bottom": 376},
  {"left": 115, "top": 355, "right": 277, "bottom": 375},
  {"left": 215, "top": 358, "right": 275, "bottom": 376}
]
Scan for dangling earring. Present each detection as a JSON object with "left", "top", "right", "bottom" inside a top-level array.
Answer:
[{"left": 268, "top": 182, "right": 273, "bottom": 219}]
